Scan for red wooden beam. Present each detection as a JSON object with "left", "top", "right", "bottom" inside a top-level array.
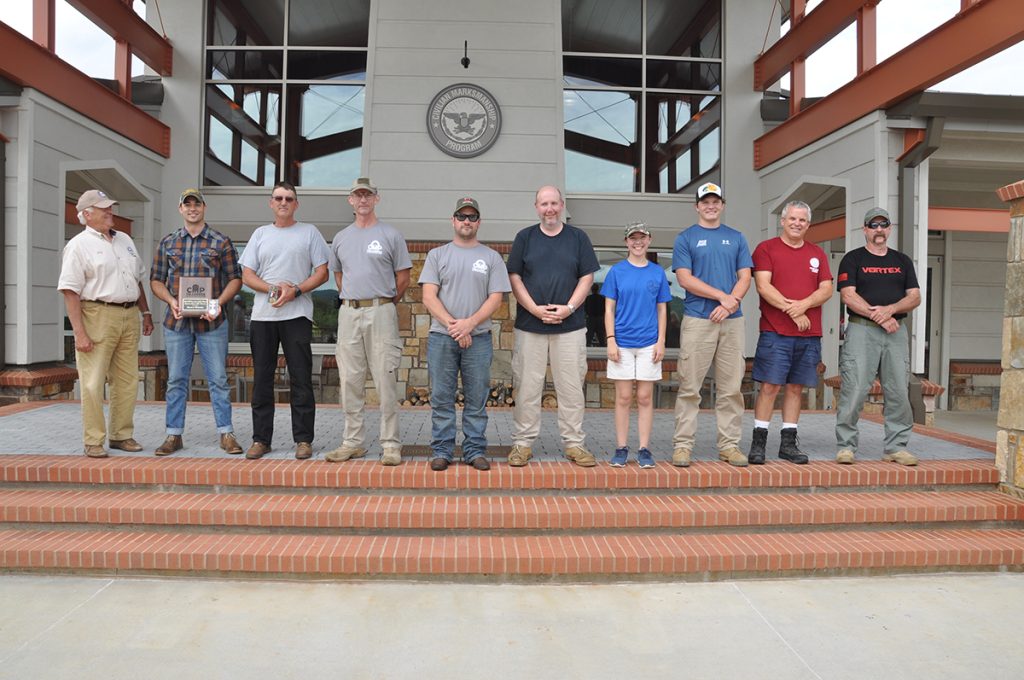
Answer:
[
  {"left": 806, "top": 217, "right": 845, "bottom": 243},
  {"left": 856, "top": 3, "right": 877, "bottom": 73},
  {"left": 0, "top": 23, "right": 170, "bottom": 158},
  {"left": 66, "top": 0, "right": 173, "bottom": 76},
  {"left": 754, "top": 0, "right": 1024, "bottom": 170},
  {"left": 115, "top": 39, "right": 132, "bottom": 100},
  {"left": 33, "top": 0, "right": 55, "bottom": 50},
  {"left": 755, "top": 0, "right": 867, "bottom": 91},
  {"left": 896, "top": 129, "right": 926, "bottom": 163}
]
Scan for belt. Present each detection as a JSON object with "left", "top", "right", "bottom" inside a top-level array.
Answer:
[
  {"left": 86, "top": 299, "right": 137, "bottom": 309},
  {"left": 340, "top": 297, "right": 393, "bottom": 309}
]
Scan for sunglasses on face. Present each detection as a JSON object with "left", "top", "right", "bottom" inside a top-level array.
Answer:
[
  {"left": 272, "top": 195, "right": 296, "bottom": 203},
  {"left": 454, "top": 213, "right": 480, "bottom": 222},
  {"left": 865, "top": 221, "right": 890, "bottom": 230}
]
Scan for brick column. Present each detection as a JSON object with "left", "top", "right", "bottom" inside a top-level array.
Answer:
[{"left": 996, "top": 180, "right": 1024, "bottom": 490}]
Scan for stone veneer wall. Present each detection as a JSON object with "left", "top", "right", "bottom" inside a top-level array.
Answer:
[
  {"left": 996, "top": 180, "right": 1024, "bottom": 492},
  {"left": 948, "top": 362, "right": 1002, "bottom": 411}
]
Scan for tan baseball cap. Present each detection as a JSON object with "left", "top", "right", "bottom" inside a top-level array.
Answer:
[
  {"left": 76, "top": 190, "right": 117, "bottom": 211},
  {"left": 350, "top": 177, "right": 378, "bottom": 194}
]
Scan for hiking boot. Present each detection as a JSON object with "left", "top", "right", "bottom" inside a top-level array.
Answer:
[
  {"left": 508, "top": 445, "right": 532, "bottom": 467},
  {"left": 109, "top": 438, "right": 143, "bottom": 452},
  {"left": 430, "top": 457, "right": 450, "bottom": 471},
  {"left": 672, "top": 447, "right": 692, "bottom": 468},
  {"left": 324, "top": 446, "right": 367, "bottom": 463},
  {"left": 154, "top": 435, "right": 183, "bottom": 456},
  {"left": 883, "top": 450, "right": 919, "bottom": 466},
  {"left": 564, "top": 445, "right": 596, "bottom": 467},
  {"left": 84, "top": 444, "right": 108, "bottom": 458},
  {"left": 469, "top": 456, "right": 491, "bottom": 471},
  {"left": 748, "top": 427, "right": 768, "bottom": 465},
  {"left": 380, "top": 446, "right": 402, "bottom": 466},
  {"left": 778, "top": 428, "right": 809, "bottom": 465},
  {"left": 835, "top": 448, "right": 856, "bottom": 465},
  {"left": 637, "top": 448, "right": 655, "bottom": 469},
  {"left": 246, "top": 442, "right": 271, "bottom": 460},
  {"left": 220, "top": 433, "right": 243, "bottom": 455},
  {"left": 719, "top": 447, "right": 748, "bottom": 467},
  {"left": 294, "top": 442, "right": 313, "bottom": 460},
  {"left": 609, "top": 446, "right": 629, "bottom": 467}
]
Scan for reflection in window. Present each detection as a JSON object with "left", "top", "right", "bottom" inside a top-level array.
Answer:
[
  {"left": 231, "top": 243, "right": 339, "bottom": 345},
  {"left": 586, "top": 249, "right": 684, "bottom": 349},
  {"left": 203, "top": 0, "right": 368, "bottom": 188},
  {"left": 563, "top": 0, "right": 722, "bottom": 195}
]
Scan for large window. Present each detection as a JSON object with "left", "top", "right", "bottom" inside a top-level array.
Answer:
[
  {"left": 203, "top": 0, "right": 369, "bottom": 188},
  {"left": 563, "top": 0, "right": 722, "bottom": 194}
]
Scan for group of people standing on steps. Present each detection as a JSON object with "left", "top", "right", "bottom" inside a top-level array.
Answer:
[{"left": 58, "top": 179, "right": 921, "bottom": 470}]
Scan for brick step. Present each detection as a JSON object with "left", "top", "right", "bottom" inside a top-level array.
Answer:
[
  {"left": 2, "top": 527, "right": 1023, "bottom": 578},
  {"left": 0, "top": 456, "right": 999, "bottom": 492},
  {"left": 2, "top": 488, "right": 1022, "bottom": 532}
]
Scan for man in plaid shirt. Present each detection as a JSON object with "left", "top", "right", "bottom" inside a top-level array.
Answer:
[{"left": 150, "top": 189, "right": 243, "bottom": 455}]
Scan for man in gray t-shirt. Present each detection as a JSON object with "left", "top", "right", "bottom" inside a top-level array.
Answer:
[
  {"left": 239, "top": 182, "right": 330, "bottom": 461},
  {"left": 420, "top": 197, "right": 511, "bottom": 471},
  {"left": 325, "top": 177, "right": 412, "bottom": 466}
]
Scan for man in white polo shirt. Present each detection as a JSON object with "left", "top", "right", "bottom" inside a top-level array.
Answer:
[{"left": 58, "top": 189, "right": 154, "bottom": 457}]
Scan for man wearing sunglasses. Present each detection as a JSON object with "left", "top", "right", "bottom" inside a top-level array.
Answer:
[
  {"left": 326, "top": 177, "right": 412, "bottom": 466},
  {"left": 419, "top": 198, "right": 511, "bottom": 471},
  {"left": 239, "top": 182, "right": 331, "bottom": 461},
  {"left": 834, "top": 207, "right": 922, "bottom": 465}
]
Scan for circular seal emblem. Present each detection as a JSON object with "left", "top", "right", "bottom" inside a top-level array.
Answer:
[{"left": 427, "top": 83, "right": 502, "bottom": 158}]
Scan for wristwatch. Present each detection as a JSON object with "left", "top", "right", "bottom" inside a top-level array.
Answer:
[
  {"left": 293, "top": 285, "right": 302, "bottom": 297},
  {"left": 567, "top": 302, "right": 576, "bottom": 314}
]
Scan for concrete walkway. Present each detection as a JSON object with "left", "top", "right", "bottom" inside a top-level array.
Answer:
[
  {"left": 0, "top": 402, "right": 994, "bottom": 463},
  {"left": 0, "top": 572, "right": 1021, "bottom": 679}
]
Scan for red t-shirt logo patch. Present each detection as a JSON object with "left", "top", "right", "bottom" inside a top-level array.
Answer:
[{"left": 838, "top": 272, "right": 849, "bottom": 282}]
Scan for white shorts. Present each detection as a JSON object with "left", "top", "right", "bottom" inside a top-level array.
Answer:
[{"left": 606, "top": 344, "right": 663, "bottom": 382}]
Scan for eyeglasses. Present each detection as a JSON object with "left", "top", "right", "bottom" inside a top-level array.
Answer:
[
  {"left": 351, "top": 193, "right": 376, "bottom": 201},
  {"left": 865, "top": 221, "right": 891, "bottom": 230},
  {"left": 271, "top": 195, "right": 296, "bottom": 203},
  {"left": 454, "top": 213, "right": 480, "bottom": 222}
]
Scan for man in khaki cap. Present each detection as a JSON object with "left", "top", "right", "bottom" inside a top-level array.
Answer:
[
  {"left": 326, "top": 178, "right": 412, "bottom": 466},
  {"left": 58, "top": 190, "right": 154, "bottom": 457}
]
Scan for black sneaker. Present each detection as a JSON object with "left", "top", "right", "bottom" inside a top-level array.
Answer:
[
  {"left": 778, "top": 427, "right": 809, "bottom": 465},
  {"left": 748, "top": 427, "right": 768, "bottom": 465}
]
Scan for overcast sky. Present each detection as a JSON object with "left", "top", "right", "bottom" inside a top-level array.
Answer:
[{"left": 1, "top": 0, "right": 1021, "bottom": 94}]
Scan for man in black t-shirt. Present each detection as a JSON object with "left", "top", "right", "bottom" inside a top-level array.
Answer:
[
  {"left": 834, "top": 207, "right": 922, "bottom": 465},
  {"left": 506, "top": 186, "right": 600, "bottom": 467}
]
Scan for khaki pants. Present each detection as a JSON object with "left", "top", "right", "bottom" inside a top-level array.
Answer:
[
  {"left": 673, "top": 315, "right": 745, "bottom": 452},
  {"left": 77, "top": 302, "right": 140, "bottom": 446},
  {"left": 335, "top": 302, "right": 402, "bottom": 449},
  {"left": 512, "top": 328, "right": 587, "bottom": 448}
]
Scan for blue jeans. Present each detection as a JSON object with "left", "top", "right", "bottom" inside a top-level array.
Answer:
[
  {"left": 427, "top": 331, "right": 492, "bottom": 462},
  {"left": 164, "top": 322, "right": 233, "bottom": 434}
]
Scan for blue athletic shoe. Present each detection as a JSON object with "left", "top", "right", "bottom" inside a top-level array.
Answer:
[
  {"left": 637, "top": 447, "right": 655, "bottom": 468},
  {"left": 609, "top": 446, "right": 629, "bottom": 467}
]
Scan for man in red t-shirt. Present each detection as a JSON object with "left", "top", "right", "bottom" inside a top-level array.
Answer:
[{"left": 749, "top": 201, "right": 834, "bottom": 464}]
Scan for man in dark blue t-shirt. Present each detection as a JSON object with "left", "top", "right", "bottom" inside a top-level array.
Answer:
[
  {"left": 506, "top": 186, "right": 600, "bottom": 467},
  {"left": 835, "top": 207, "right": 922, "bottom": 466}
]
